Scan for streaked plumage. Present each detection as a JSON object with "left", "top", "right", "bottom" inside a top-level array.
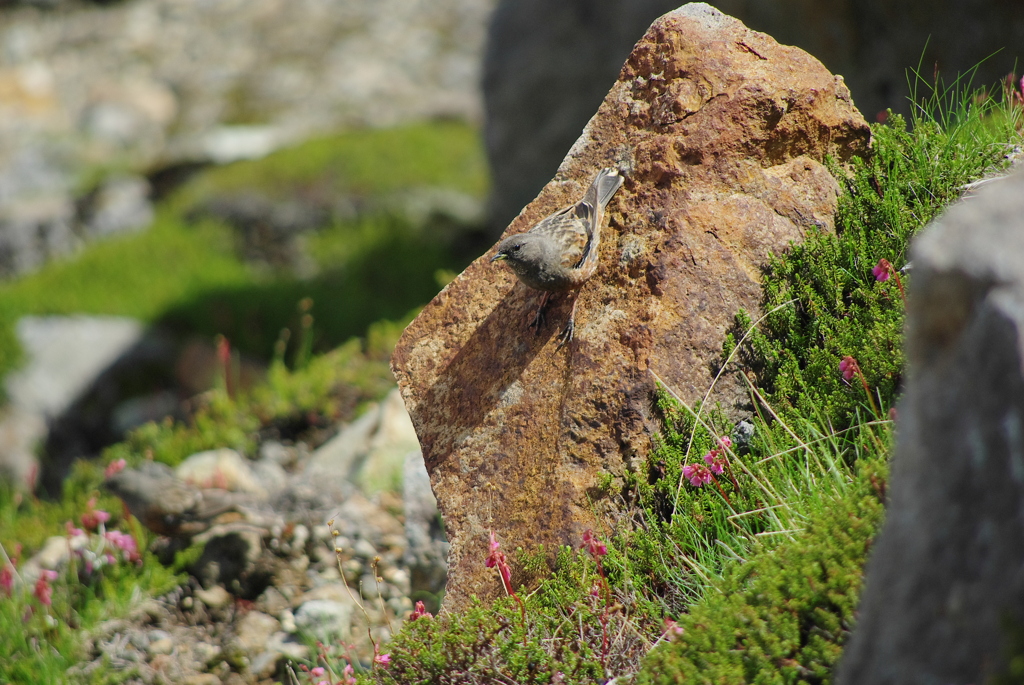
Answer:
[{"left": 491, "top": 168, "right": 624, "bottom": 342}]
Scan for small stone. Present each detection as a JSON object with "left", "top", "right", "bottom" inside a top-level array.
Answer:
[
  {"left": 147, "top": 637, "right": 174, "bottom": 657},
  {"left": 183, "top": 675, "right": 221, "bottom": 685},
  {"left": 195, "top": 585, "right": 232, "bottom": 610},
  {"left": 256, "top": 586, "right": 289, "bottom": 616},
  {"left": 193, "top": 641, "right": 222, "bottom": 667},
  {"left": 359, "top": 574, "right": 385, "bottom": 600},
  {"left": 279, "top": 609, "right": 297, "bottom": 633},
  {"left": 234, "top": 611, "right": 281, "bottom": 654},
  {"left": 732, "top": 420, "right": 756, "bottom": 447},
  {"left": 352, "top": 538, "right": 378, "bottom": 559},
  {"left": 294, "top": 599, "right": 354, "bottom": 642}
]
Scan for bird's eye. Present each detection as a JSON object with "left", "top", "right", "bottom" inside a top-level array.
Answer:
[{"left": 511, "top": 244, "right": 521, "bottom": 252}]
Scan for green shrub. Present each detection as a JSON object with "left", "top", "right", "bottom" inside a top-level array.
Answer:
[{"left": 631, "top": 456, "right": 887, "bottom": 685}]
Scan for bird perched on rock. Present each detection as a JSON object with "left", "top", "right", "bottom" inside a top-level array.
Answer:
[
  {"left": 491, "top": 167, "right": 623, "bottom": 343},
  {"left": 103, "top": 461, "right": 248, "bottom": 537}
]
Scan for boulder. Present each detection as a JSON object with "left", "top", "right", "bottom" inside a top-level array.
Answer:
[
  {"left": 836, "top": 171, "right": 1024, "bottom": 684},
  {"left": 392, "top": 3, "right": 870, "bottom": 610}
]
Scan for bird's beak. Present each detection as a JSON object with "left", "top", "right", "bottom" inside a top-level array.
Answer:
[{"left": 491, "top": 252, "right": 506, "bottom": 262}]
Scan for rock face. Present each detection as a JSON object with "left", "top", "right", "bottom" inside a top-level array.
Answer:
[
  {"left": 836, "top": 171, "right": 1024, "bottom": 684},
  {"left": 483, "top": 0, "right": 1024, "bottom": 231},
  {"left": 392, "top": 3, "right": 870, "bottom": 610}
]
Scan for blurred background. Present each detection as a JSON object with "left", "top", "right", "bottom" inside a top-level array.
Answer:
[{"left": 0, "top": 0, "right": 1021, "bottom": 494}]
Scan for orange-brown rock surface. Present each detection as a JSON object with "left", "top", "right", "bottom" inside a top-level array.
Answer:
[{"left": 391, "top": 3, "right": 870, "bottom": 610}]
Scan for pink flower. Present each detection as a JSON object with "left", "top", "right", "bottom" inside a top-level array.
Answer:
[
  {"left": 104, "top": 531, "right": 140, "bottom": 562},
  {"left": 872, "top": 258, "right": 892, "bottom": 282},
  {"left": 717, "top": 436, "right": 732, "bottom": 450},
  {"left": 682, "top": 463, "right": 713, "bottom": 486},
  {"left": 374, "top": 653, "right": 391, "bottom": 666},
  {"left": 0, "top": 565, "right": 13, "bottom": 595},
  {"left": 485, "top": 531, "right": 513, "bottom": 592},
  {"left": 310, "top": 667, "right": 324, "bottom": 677},
  {"left": 839, "top": 355, "right": 859, "bottom": 382},
  {"left": 664, "top": 618, "right": 684, "bottom": 639},
  {"left": 65, "top": 521, "right": 85, "bottom": 537},
  {"left": 81, "top": 498, "right": 111, "bottom": 531},
  {"left": 342, "top": 663, "right": 356, "bottom": 685},
  {"left": 104, "top": 458, "right": 126, "bottom": 478},
  {"left": 34, "top": 570, "right": 57, "bottom": 606},
  {"left": 409, "top": 600, "right": 433, "bottom": 621},
  {"left": 703, "top": 451, "right": 726, "bottom": 475},
  {"left": 581, "top": 529, "right": 607, "bottom": 558}
]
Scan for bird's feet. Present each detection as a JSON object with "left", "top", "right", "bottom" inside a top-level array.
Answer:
[
  {"left": 556, "top": 316, "right": 575, "bottom": 348},
  {"left": 529, "top": 292, "right": 552, "bottom": 333},
  {"left": 556, "top": 298, "right": 579, "bottom": 348}
]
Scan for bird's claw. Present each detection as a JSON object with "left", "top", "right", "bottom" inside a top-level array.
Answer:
[{"left": 556, "top": 317, "right": 574, "bottom": 348}]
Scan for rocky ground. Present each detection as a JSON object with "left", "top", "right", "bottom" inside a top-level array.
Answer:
[
  {"left": 20, "top": 388, "right": 445, "bottom": 683},
  {"left": 0, "top": 0, "right": 496, "bottom": 279}
]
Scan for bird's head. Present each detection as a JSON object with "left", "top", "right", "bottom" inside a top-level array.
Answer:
[{"left": 491, "top": 233, "right": 547, "bottom": 273}]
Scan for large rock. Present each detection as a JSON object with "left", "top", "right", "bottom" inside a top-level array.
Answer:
[
  {"left": 484, "top": 0, "right": 1024, "bottom": 231},
  {"left": 392, "top": 3, "right": 870, "bottom": 610},
  {"left": 836, "top": 171, "right": 1024, "bottom": 684}
]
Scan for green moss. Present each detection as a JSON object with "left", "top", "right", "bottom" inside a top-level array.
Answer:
[{"left": 0, "top": 121, "right": 489, "bottom": 382}]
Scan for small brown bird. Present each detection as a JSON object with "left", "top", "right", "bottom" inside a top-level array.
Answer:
[
  {"left": 491, "top": 167, "right": 623, "bottom": 343},
  {"left": 103, "top": 462, "right": 247, "bottom": 537}
]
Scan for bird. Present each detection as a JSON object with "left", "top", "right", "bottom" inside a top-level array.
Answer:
[
  {"left": 103, "top": 461, "right": 248, "bottom": 537},
  {"left": 491, "top": 167, "right": 623, "bottom": 344}
]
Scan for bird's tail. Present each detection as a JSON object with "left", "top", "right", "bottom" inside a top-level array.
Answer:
[{"left": 584, "top": 167, "right": 624, "bottom": 210}]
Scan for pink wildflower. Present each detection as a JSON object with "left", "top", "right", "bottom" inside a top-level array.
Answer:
[
  {"left": 310, "top": 667, "right": 324, "bottom": 677},
  {"left": 374, "top": 653, "right": 391, "bottom": 666},
  {"left": 1, "top": 565, "right": 13, "bottom": 595},
  {"left": 717, "top": 436, "right": 732, "bottom": 450},
  {"left": 581, "top": 529, "right": 607, "bottom": 558},
  {"left": 409, "top": 600, "right": 433, "bottom": 621},
  {"left": 65, "top": 521, "right": 85, "bottom": 537},
  {"left": 81, "top": 497, "right": 111, "bottom": 531},
  {"left": 703, "top": 451, "right": 726, "bottom": 475},
  {"left": 342, "top": 663, "right": 356, "bottom": 685},
  {"left": 839, "top": 355, "right": 859, "bottom": 382},
  {"left": 104, "top": 530, "right": 140, "bottom": 562},
  {"left": 104, "top": 458, "right": 126, "bottom": 478},
  {"left": 664, "top": 618, "right": 684, "bottom": 639},
  {"left": 485, "top": 531, "right": 513, "bottom": 593},
  {"left": 34, "top": 570, "right": 57, "bottom": 606},
  {"left": 682, "top": 463, "right": 713, "bottom": 487},
  {"left": 872, "top": 258, "right": 892, "bottom": 282}
]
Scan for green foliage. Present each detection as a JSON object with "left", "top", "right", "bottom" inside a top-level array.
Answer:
[
  {"left": 632, "top": 456, "right": 887, "bottom": 685},
  {"left": 379, "top": 545, "right": 654, "bottom": 684},
  {"left": 0, "top": 546, "right": 184, "bottom": 684},
  {"left": 745, "top": 82, "right": 1022, "bottom": 431},
  {"left": 0, "top": 121, "right": 488, "bottom": 382}
]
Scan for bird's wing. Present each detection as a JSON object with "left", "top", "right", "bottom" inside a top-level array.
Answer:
[{"left": 528, "top": 202, "right": 593, "bottom": 269}]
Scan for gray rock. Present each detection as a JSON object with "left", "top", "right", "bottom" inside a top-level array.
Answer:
[
  {"left": 234, "top": 611, "right": 280, "bottom": 654},
  {"left": 176, "top": 448, "right": 266, "bottom": 497},
  {"left": 5, "top": 315, "right": 144, "bottom": 420},
  {"left": 403, "top": 449, "right": 448, "bottom": 599},
  {"left": 79, "top": 175, "right": 153, "bottom": 239},
  {"left": 0, "top": 194, "right": 78, "bottom": 277},
  {"left": 294, "top": 598, "right": 354, "bottom": 643},
  {"left": 0, "top": 405, "right": 45, "bottom": 490},
  {"left": 837, "top": 170, "right": 1024, "bottom": 684}
]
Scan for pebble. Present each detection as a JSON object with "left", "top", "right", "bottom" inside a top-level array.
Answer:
[{"left": 147, "top": 637, "right": 174, "bottom": 657}]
